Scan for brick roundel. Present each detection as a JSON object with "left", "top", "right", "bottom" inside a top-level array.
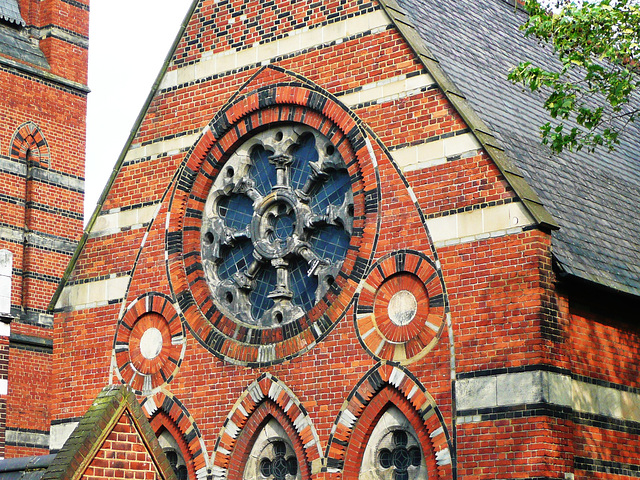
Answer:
[
  {"left": 114, "top": 293, "right": 186, "bottom": 395},
  {"left": 211, "top": 373, "right": 323, "bottom": 478},
  {"left": 354, "top": 250, "right": 447, "bottom": 365},
  {"left": 141, "top": 390, "right": 209, "bottom": 480},
  {"left": 325, "top": 364, "right": 453, "bottom": 479},
  {"left": 166, "top": 79, "right": 380, "bottom": 366}
]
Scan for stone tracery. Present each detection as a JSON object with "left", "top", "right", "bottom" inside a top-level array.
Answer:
[{"left": 201, "top": 124, "right": 353, "bottom": 327}]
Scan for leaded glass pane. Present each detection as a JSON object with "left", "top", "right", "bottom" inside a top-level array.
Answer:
[{"left": 201, "top": 124, "right": 354, "bottom": 327}]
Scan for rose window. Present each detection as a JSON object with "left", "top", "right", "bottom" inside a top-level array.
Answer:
[{"left": 201, "top": 124, "right": 353, "bottom": 327}]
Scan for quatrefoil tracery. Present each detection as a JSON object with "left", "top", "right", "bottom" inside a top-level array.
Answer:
[{"left": 201, "top": 125, "right": 354, "bottom": 328}]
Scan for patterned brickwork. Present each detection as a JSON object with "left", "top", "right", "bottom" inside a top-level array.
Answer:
[
  {"left": 142, "top": 391, "right": 208, "bottom": 479},
  {"left": 210, "top": 374, "right": 323, "bottom": 478},
  {"left": 0, "top": 0, "right": 88, "bottom": 457},
  {"left": 48, "top": 0, "right": 640, "bottom": 478}
]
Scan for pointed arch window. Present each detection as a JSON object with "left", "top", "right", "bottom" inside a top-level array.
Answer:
[
  {"left": 244, "top": 418, "right": 300, "bottom": 480},
  {"left": 359, "top": 406, "right": 426, "bottom": 480},
  {"left": 157, "top": 429, "right": 189, "bottom": 480},
  {"left": 149, "top": 411, "right": 196, "bottom": 480}
]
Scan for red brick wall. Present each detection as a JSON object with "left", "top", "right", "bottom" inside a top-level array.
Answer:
[
  {"left": 1, "top": 0, "right": 87, "bottom": 457},
  {"left": 49, "top": 0, "right": 639, "bottom": 478},
  {"left": 81, "top": 412, "right": 162, "bottom": 480}
]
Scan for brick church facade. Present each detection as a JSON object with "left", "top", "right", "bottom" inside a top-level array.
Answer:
[{"left": 4, "top": 0, "right": 640, "bottom": 478}]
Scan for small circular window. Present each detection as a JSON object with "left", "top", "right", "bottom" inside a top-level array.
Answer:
[{"left": 201, "top": 124, "right": 354, "bottom": 327}]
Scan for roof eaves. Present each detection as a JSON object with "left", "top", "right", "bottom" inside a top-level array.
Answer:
[
  {"left": 378, "top": 0, "right": 558, "bottom": 230},
  {"left": 41, "top": 386, "right": 176, "bottom": 480}
]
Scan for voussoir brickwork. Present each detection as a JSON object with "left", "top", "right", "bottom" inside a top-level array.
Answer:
[{"left": 43, "top": 0, "right": 640, "bottom": 478}]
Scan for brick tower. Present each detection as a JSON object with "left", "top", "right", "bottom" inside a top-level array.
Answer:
[{"left": 0, "top": 0, "right": 88, "bottom": 458}]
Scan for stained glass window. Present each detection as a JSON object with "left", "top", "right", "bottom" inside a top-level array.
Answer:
[{"left": 201, "top": 125, "right": 354, "bottom": 327}]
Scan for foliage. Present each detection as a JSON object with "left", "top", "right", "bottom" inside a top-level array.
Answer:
[{"left": 509, "top": 0, "right": 640, "bottom": 153}]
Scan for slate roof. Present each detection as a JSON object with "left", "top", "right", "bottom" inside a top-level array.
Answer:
[
  {"left": 0, "top": 0, "right": 24, "bottom": 26},
  {"left": 0, "top": 23, "right": 49, "bottom": 67},
  {"left": 392, "top": 0, "right": 640, "bottom": 296},
  {"left": 0, "top": 0, "right": 48, "bottom": 69},
  {"left": 0, "top": 455, "right": 56, "bottom": 480}
]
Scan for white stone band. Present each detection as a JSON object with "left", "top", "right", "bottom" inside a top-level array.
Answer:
[{"left": 456, "top": 370, "right": 640, "bottom": 424}]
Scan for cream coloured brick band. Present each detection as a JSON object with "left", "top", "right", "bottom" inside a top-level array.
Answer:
[
  {"left": 89, "top": 204, "right": 160, "bottom": 238},
  {"left": 159, "top": 10, "right": 392, "bottom": 90},
  {"left": 50, "top": 421, "right": 79, "bottom": 451},
  {"left": 456, "top": 370, "right": 640, "bottom": 424},
  {"left": 55, "top": 275, "right": 130, "bottom": 311},
  {"left": 426, "top": 201, "right": 535, "bottom": 247}
]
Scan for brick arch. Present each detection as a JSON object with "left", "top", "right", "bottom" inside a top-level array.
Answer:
[
  {"left": 227, "top": 401, "right": 312, "bottom": 480},
  {"left": 10, "top": 121, "right": 50, "bottom": 167},
  {"left": 211, "top": 373, "right": 323, "bottom": 479},
  {"left": 140, "top": 390, "right": 209, "bottom": 480},
  {"left": 326, "top": 364, "right": 453, "bottom": 479},
  {"left": 150, "top": 411, "right": 197, "bottom": 480},
  {"left": 166, "top": 68, "right": 382, "bottom": 366}
]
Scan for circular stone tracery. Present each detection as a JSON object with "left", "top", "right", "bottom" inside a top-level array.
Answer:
[{"left": 201, "top": 124, "right": 354, "bottom": 328}]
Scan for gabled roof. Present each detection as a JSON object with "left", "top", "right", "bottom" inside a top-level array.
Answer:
[
  {"left": 385, "top": 0, "right": 640, "bottom": 296},
  {"left": 42, "top": 385, "right": 176, "bottom": 480}
]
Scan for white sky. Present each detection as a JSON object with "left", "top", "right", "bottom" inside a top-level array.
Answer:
[{"left": 85, "top": 0, "right": 194, "bottom": 222}]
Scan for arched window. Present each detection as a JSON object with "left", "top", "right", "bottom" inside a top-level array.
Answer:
[
  {"left": 149, "top": 411, "right": 196, "bottom": 480},
  {"left": 359, "top": 406, "right": 426, "bottom": 480},
  {"left": 243, "top": 418, "right": 300, "bottom": 480},
  {"left": 157, "top": 429, "right": 189, "bottom": 480}
]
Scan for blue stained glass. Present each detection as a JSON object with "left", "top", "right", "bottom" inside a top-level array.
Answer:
[
  {"left": 311, "top": 169, "right": 351, "bottom": 214},
  {"left": 249, "top": 145, "right": 277, "bottom": 195},
  {"left": 309, "top": 226, "right": 350, "bottom": 264},
  {"left": 273, "top": 214, "right": 295, "bottom": 240},
  {"left": 250, "top": 266, "right": 277, "bottom": 320},
  {"left": 217, "top": 240, "right": 253, "bottom": 280},
  {"left": 205, "top": 125, "right": 354, "bottom": 327},
  {"left": 218, "top": 194, "right": 253, "bottom": 230},
  {"left": 290, "top": 133, "right": 316, "bottom": 190},
  {"left": 288, "top": 257, "right": 318, "bottom": 312}
]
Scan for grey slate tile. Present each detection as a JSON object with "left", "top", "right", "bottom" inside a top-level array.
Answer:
[
  {"left": 396, "top": 0, "right": 640, "bottom": 296},
  {"left": 0, "top": 0, "right": 24, "bottom": 26}
]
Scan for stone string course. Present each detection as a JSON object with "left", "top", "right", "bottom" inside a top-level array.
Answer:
[{"left": 43, "top": 0, "right": 640, "bottom": 478}]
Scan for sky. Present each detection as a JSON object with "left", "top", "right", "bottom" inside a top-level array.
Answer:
[{"left": 85, "top": 0, "right": 194, "bottom": 221}]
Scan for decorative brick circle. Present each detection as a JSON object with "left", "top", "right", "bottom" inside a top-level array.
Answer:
[
  {"left": 114, "top": 293, "right": 186, "bottom": 395},
  {"left": 355, "top": 251, "right": 447, "bottom": 365},
  {"left": 166, "top": 79, "right": 380, "bottom": 366}
]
